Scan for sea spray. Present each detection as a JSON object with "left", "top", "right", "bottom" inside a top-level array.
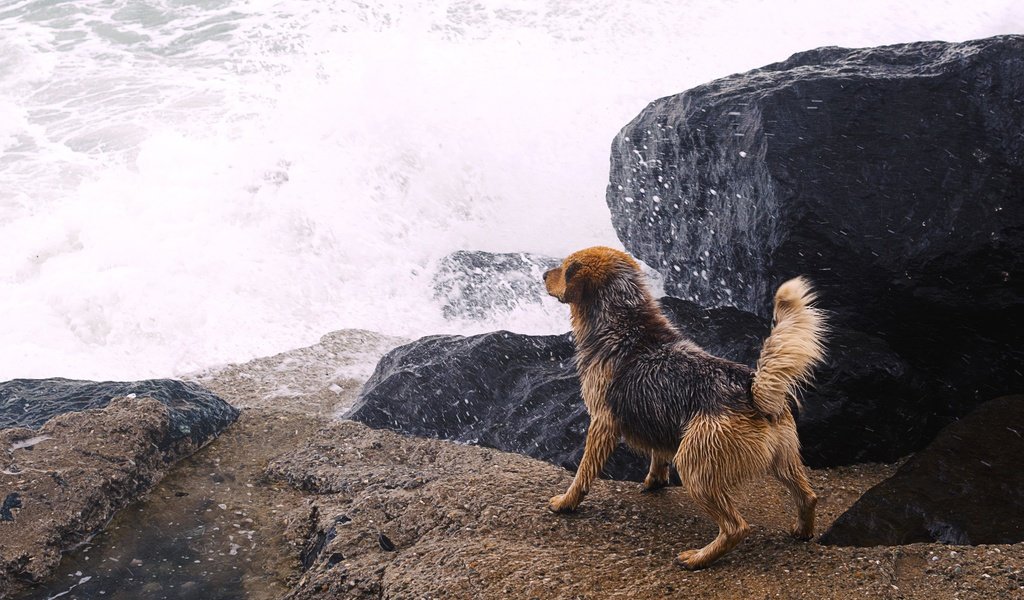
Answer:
[{"left": 0, "top": 0, "right": 1016, "bottom": 379}]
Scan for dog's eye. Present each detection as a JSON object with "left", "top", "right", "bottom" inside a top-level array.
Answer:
[{"left": 564, "top": 261, "right": 582, "bottom": 283}]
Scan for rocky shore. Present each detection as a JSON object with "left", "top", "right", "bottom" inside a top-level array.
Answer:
[
  {"left": 2, "top": 334, "right": 1021, "bottom": 599},
  {"left": 3, "top": 34, "right": 1023, "bottom": 599}
]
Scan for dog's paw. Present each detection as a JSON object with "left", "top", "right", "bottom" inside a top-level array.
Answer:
[
  {"left": 790, "top": 525, "right": 814, "bottom": 541},
  {"left": 638, "top": 476, "right": 669, "bottom": 494},
  {"left": 674, "top": 549, "right": 708, "bottom": 570},
  {"left": 548, "top": 494, "right": 579, "bottom": 513}
]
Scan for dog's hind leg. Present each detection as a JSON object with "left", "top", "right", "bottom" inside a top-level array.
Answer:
[
  {"left": 772, "top": 459, "right": 817, "bottom": 540},
  {"left": 770, "top": 422, "right": 817, "bottom": 540},
  {"left": 674, "top": 484, "right": 749, "bottom": 570},
  {"left": 639, "top": 452, "right": 671, "bottom": 493},
  {"left": 674, "top": 414, "right": 758, "bottom": 569}
]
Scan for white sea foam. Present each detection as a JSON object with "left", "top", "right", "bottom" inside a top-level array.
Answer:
[{"left": 1, "top": 0, "right": 1019, "bottom": 380}]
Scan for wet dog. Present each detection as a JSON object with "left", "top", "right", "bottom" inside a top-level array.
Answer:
[{"left": 543, "top": 246, "right": 825, "bottom": 569}]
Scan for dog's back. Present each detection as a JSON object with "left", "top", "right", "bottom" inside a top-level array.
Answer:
[{"left": 606, "top": 340, "right": 756, "bottom": 453}]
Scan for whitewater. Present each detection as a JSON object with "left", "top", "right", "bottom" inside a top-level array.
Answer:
[{"left": 1, "top": 0, "right": 1020, "bottom": 381}]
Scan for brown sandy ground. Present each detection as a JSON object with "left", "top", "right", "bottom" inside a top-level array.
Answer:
[
  {"left": 20, "top": 407, "right": 1024, "bottom": 599},
  {"left": 13, "top": 327, "right": 1024, "bottom": 599},
  {"left": 266, "top": 418, "right": 1024, "bottom": 600}
]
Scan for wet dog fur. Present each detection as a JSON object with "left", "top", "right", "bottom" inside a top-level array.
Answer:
[{"left": 543, "top": 246, "right": 826, "bottom": 569}]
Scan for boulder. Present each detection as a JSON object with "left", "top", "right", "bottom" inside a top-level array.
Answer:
[
  {"left": 432, "top": 250, "right": 666, "bottom": 322},
  {"left": 431, "top": 251, "right": 560, "bottom": 321},
  {"left": 188, "top": 329, "right": 408, "bottom": 416},
  {"left": 0, "top": 378, "right": 237, "bottom": 441},
  {"left": 0, "top": 379, "right": 238, "bottom": 596},
  {"left": 347, "top": 297, "right": 922, "bottom": 472},
  {"left": 796, "top": 327, "right": 931, "bottom": 466},
  {"left": 607, "top": 34, "right": 1024, "bottom": 454},
  {"left": 345, "top": 330, "right": 616, "bottom": 475},
  {"left": 821, "top": 395, "right": 1024, "bottom": 546}
]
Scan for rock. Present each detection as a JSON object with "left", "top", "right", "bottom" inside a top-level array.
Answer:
[
  {"left": 0, "top": 378, "right": 237, "bottom": 442},
  {"left": 0, "top": 493, "right": 21, "bottom": 522},
  {"left": 0, "top": 379, "right": 237, "bottom": 596},
  {"left": 20, "top": 408, "right": 319, "bottom": 600},
  {"left": 432, "top": 250, "right": 666, "bottom": 323},
  {"left": 432, "top": 250, "right": 561, "bottom": 321},
  {"left": 262, "top": 418, "right": 1016, "bottom": 600},
  {"left": 607, "top": 35, "right": 1024, "bottom": 444},
  {"left": 188, "top": 329, "right": 407, "bottom": 416},
  {"left": 15, "top": 345, "right": 1022, "bottom": 599},
  {"left": 658, "top": 297, "right": 767, "bottom": 363},
  {"left": 345, "top": 330, "right": 615, "bottom": 476},
  {"left": 820, "top": 395, "right": 1024, "bottom": 546},
  {"left": 347, "top": 297, "right": 922, "bottom": 471},
  {"left": 796, "top": 328, "right": 931, "bottom": 466}
]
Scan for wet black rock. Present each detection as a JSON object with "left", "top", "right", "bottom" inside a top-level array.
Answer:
[
  {"left": 821, "top": 395, "right": 1024, "bottom": 546},
  {"left": 377, "top": 533, "right": 396, "bottom": 552},
  {"left": 607, "top": 35, "right": 1024, "bottom": 454},
  {"left": 0, "top": 379, "right": 238, "bottom": 596},
  {"left": 796, "top": 328, "right": 931, "bottom": 466},
  {"left": 0, "top": 378, "right": 239, "bottom": 447},
  {"left": 348, "top": 298, "right": 921, "bottom": 473},
  {"left": 432, "top": 251, "right": 560, "bottom": 321},
  {"left": 345, "top": 330, "right": 609, "bottom": 474}
]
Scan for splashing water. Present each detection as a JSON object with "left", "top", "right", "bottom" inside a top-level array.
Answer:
[{"left": 1, "top": 0, "right": 1018, "bottom": 380}]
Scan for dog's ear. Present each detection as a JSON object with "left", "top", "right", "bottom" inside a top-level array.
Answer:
[
  {"left": 564, "top": 261, "right": 582, "bottom": 284},
  {"left": 562, "top": 260, "right": 588, "bottom": 303}
]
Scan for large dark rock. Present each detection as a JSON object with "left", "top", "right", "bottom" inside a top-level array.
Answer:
[
  {"left": 796, "top": 328, "right": 931, "bottom": 466},
  {"left": 0, "top": 378, "right": 238, "bottom": 448},
  {"left": 607, "top": 35, "right": 1024, "bottom": 455},
  {"left": 345, "top": 330, "right": 614, "bottom": 475},
  {"left": 821, "top": 395, "right": 1024, "bottom": 546},
  {"left": 432, "top": 250, "right": 668, "bottom": 322},
  {"left": 347, "top": 297, "right": 921, "bottom": 473},
  {"left": 0, "top": 379, "right": 238, "bottom": 596},
  {"left": 432, "top": 251, "right": 561, "bottom": 321}
]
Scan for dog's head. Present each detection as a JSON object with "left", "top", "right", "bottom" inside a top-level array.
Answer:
[{"left": 543, "top": 246, "right": 643, "bottom": 305}]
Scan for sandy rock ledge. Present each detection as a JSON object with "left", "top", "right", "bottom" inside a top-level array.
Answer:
[
  {"left": 0, "top": 396, "right": 237, "bottom": 598},
  {"left": 269, "top": 419, "right": 1024, "bottom": 599},
  {"left": 11, "top": 406, "right": 1024, "bottom": 599}
]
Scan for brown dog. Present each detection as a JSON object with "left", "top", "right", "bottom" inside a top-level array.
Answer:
[{"left": 543, "top": 246, "right": 825, "bottom": 569}]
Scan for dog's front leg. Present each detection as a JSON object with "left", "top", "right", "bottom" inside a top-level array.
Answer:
[{"left": 549, "top": 411, "right": 618, "bottom": 513}]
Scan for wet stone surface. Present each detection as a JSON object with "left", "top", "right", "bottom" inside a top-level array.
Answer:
[
  {"left": 6, "top": 336, "right": 1023, "bottom": 599},
  {"left": 0, "top": 390, "right": 238, "bottom": 598},
  {"left": 270, "top": 420, "right": 1024, "bottom": 599},
  {"left": 0, "top": 378, "right": 238, "bottom": 444},
  {"left": 607, "top": 34, "right": 1024, "bottom": 463},
  {"left": 21, "top": 409, "right": 312, "bottom": 600},
  {"left": 822, "top": 395, "right": 1024, "bottom": 546}
]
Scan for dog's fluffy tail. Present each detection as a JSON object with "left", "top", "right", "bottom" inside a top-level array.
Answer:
[{"left": 751, "top": 277, "right": 826, "bottom": 417}]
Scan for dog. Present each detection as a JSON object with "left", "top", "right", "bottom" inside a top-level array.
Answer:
[{"left": 542, "top": 246, "right": 825, "bottom": 569}]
